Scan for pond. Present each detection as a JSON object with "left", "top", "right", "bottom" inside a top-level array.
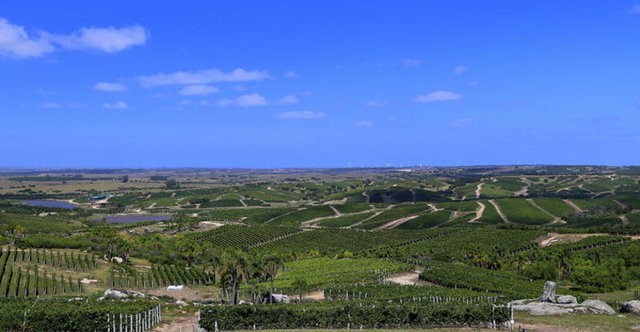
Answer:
[
  {"left": 22, "top": 199, "right": 78, "bottom": 210},
  {"left": 99, "top": 214, "right": 172, "bottom": 224}
]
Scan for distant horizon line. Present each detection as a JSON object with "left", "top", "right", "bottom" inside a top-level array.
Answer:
[{"left": 0, "top": 164, "right": 637, "bottom": 171}]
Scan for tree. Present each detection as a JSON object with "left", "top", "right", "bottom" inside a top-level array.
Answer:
[
  {"left": 170, "top": 212, "right": 198, "bottom": 233},
  {"left": 216, "top": 251, "right": 250, "bottom": 305},
  {"left": 165, "top": 178, "right": 180, "bottom": 189},
  {"left": 121, "top": 175, "right": 129, "bottom": 183},
  {"left": 292, "top": 278, "right": 308, "bottom": 303},
  {"left": 263, "top": 256, "right": 283, "bottom": 303}
]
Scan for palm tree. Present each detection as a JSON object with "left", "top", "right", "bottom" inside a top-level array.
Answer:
[
  {"left": 216, "top": 250, "right": 249, "bottom": 305},
  {"left": 263, "top": 255, "right": 283, "bottom": 303},
  {"left": 292, "top": 278, "right": 308, "bottom": 303}
]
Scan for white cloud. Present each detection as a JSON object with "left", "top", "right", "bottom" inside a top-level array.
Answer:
[
  {"left": 94, "top": 82, "right": 127, "bottom": 92},
  {"left": 277, "top": 95, "right": 299, "bottom": 105},
  {"left": 0, "top": 18, "right": 146, "bottom": 58},
  {"left": 103, "top": 101, "right": 128, "bottom": 109},
  {"left": 452, "top": 118, "right": 472, "bottom": 127},
  {"left": 236, "top": 93, "right": 267, "bottom": 107},
  {"left": 630, "top": 4, "right": 640, "bottom": 13},
  {"left": 365, "top": 100, "right": 386, "bottom": 108},
  {"left": 403, "top": 59, "right": 422, "bottom": 68},
  {"left": 276, "top": 110, "right": 325, "bottom": 119},
  {"left": 216, "top": 93, "right": 268, "bottom": 107},
  {"left": 178, "top": 84, "right": 219, "bottom": 96},
  {"left": 53, "top": 25, "right": 147, "bottom": 53},
  {"left": 355, "top": 120, "right": 374, "bottom": 127},
  {"left": 138, "top": 68, "right": 270, "bottom": 87},
  {"left": 0, "top": 18, "right": 54, "bottom": 58},
  {"left": 414, "top": 90, "right": 462, "bottom": 103},
  {"left": 284, "top": 70, "right": 299, "bottom": 78},
  {"left": 453, "top": 65, "right": 467, "bottom": 75}
]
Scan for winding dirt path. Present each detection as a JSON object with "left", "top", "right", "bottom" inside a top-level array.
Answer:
[
  {"left": 563, "top": 199, "right": 584, "bottom": 213},
  {"left": 152, "top": 312, "right": 199, "bottom": 332},
  {"left": 527, "top": 198, "right": 566, "bottom": 225},
  {"left": 329, "top": 205, "right": 341, "bottom": 216},
  {"left": 621, "top": 215, "right": 631, "bottom": 225},
  {"left": 347, "top": 206, "right": 393, "bottom": 228},
  {"left": 475, "top": 183, "right": 484, "bottom": 199},
  {"left": 514, "top": 186, "right": 529, "bottom": 197},
  {"left": 488, "top": 199, "right": 510, "bottom": 223},
  {"left": 376, "top": 215, "right": 419, "bottom": 230},
  {"left": 384, "top": 269, "right": 425, "bottom": 285},
  {"left": 469, "top": 201, "right": 485, "bottom": 223},
  {"left": 613, "top": 199, "right": 628, "bottom": 209}
]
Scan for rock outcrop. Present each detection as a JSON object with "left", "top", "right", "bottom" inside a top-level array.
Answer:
[
  {"left": 540, "top": 281, "right": 556, "bottom": 302},
  {"left": 621, "top": 301, "right": 640, "bottom": 315}
]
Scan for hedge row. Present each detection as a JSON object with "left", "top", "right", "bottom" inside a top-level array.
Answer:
[
  {"left": 0, "top": 298, "right": 159, "bottom": 332},
  {"left": 200, "top": 302, "right": 510, "bottom": 330}
]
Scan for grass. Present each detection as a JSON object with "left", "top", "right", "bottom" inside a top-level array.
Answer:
[
  {"left": 316, "top": 212, "right": 376, "bottom": 227},
  {"left": 478, "top": 200, "right": 503, "bottom": 224},
  {"left": 270, "top": 257, "right": 411, "bottom": 290},
  {"left": 514, "top": 311, "right": 640, "bottom": 332},
  {"left": 532, "top": 197, "right": 575, "bottom": 217},
  {"left": 480, "top": 184, "right": 513, "bottom": 197},
  {"left": 355, "top": 204, "right": 431, "bottom": 229},
  {"left": 495, "top": 198, "right": 554, "bottom": 225},
  {"left": 397, "top": 210, "right": 451, "bottom": 229}
]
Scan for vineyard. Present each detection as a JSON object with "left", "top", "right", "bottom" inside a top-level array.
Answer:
[
  {"left": 1, "top": 167, "right": 640, "bottom": 330},
  {"left": 0, "top": 247, "right": 95, "bottom": 297}
]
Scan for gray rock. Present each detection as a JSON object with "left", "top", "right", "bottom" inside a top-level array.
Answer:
[
  {"left": 111, "top": 256, "right": 124, "bottom": 264},
  {"left": 175, "top": 300, "right": 189, "bottom": 307},
  {"left": 513, "top": 302, "right": 573, "bottom": 315},
  {"left": 540, "top": 281, "right": 556, "bottom": 302},
  {"left": 555, "top": 295, "right": 577, "bottom": 304},
  {"left": 98, "top": 289, "right": 147, "bottom": 301},
  {"left": 621, "top": 301, "right": 640, "bottom": 315},
  {"left": 581, "top": 299, "right": 615, "bottom": 315}
]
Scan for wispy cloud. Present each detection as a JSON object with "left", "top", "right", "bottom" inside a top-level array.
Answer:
[
  {"left": 630, "top": 4, "right": 640, "bottom": 13},
  {"left": 284, "top": 70, "right": 299, "bottom": 78},
  {"left": 452, "top": 118, "right": 472, "bottom": 127},
  {"left": 178, "top": 84, "right": 219, "bottom": 96},
  {"left": 94, "top": 82, "right": 127, "bottom": 92},
  {"left": 365, "top": 100, "right": 386, "bottom": 108},
  {"left": 0, "top": 18, "right": 54, "bottom": 58},
  {"left": 51, "top": 25, "right": 147, "bottom": 53},
  {"left": 276, "top": 95, "right": 299, "bottom": 105},
  {"left": 414, "top": 90, "right": 462, "bottom": 103},
  {"left": 276, "top": 110, "right": 325, "bottom": 119},
  {"left": 403, "top": 59, "right": 422, "bottom": 68},
  {"left": 216, "top": 93, "right": 268, "bottom": 107},
  {"left": 40, "top": 102, "right": 61, "bottom": 109},
  {"left": 103, "top": 101, "right": 128, "bottom": 109},
  {"left": 355, "top": 120, "right": 374, "bottom": 127},
  {"left": 0, "top": 18, "right": 147, "bottom": 58},
  {"left": 453, "top": 65, "right": 467, "bottom": 75},
  {"left": 138, "top": 68, "right": 270, "bottom": 87}
]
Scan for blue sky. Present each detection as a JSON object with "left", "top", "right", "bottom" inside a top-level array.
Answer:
[{"left": 1, "top": 1, "right": 639, "bottom": 168}]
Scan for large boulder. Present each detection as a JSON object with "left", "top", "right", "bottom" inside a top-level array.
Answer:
[
  {"left": 540, "top": 281, "right": 556, "bottom": 302},
  {"left": 513, "top": 302, "right": 574, "bottom": 315},
  {"left": 556, "top": 295, "right": 578, "bottom": 305},
  {"left": 98, "top": 289, "right": 147, "bottom": 300},
  {"left": 621, "top": 301, "right": 640, "bottom": 315},
  {"left": 581, "top": 299, "right": 615, "bottom": 315}
]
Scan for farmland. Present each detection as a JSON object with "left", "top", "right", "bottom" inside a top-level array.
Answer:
[{"left": 1, "top": 166, "right": 640, "bottom": 330}]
